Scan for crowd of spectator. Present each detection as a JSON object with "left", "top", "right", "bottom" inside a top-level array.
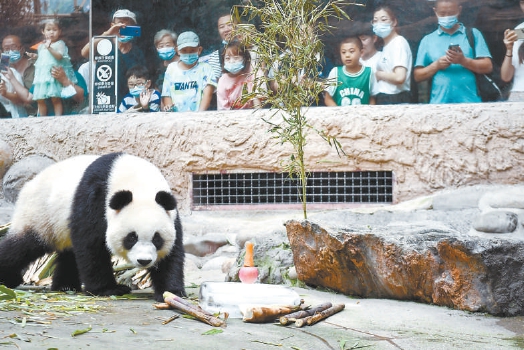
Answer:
[{"left": 0, "top": 0, "right": 522, "bottom": 117}]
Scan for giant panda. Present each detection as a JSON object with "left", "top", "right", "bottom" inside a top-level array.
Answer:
[{"left": 0, "top": 152, "right": 185, "bottom": 301}]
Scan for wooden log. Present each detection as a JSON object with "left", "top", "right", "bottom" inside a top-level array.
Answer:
[
  {"left": 163, "top": 291, "right": 227, "bottom": 328},
  {"left": 295, "top": 303, "right": 345, "bottom": 327},
  {"left": 279, "top": 302, "right": 332, "bottom": 325}
]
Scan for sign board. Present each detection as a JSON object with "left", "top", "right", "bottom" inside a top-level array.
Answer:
[{"left": 90, "top": 36, "right": 118, "bottom": 114}]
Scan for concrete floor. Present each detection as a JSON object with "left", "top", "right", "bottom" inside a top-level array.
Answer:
[{"left": 0, "top": 267, "right": 523, "bottom": 350}]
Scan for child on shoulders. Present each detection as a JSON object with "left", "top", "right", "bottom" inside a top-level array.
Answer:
[
  {"left": 161, "top": 31, "right": 217, "bottom": 112},
  {"left": 118, "top": 65, "right": 161, "bottom": 113},
  {"left": 32, "top": 18, "right": 77, "bottom": 116},
  {"left": 324, "top": 36, "right": 376, "bottom": 106}
]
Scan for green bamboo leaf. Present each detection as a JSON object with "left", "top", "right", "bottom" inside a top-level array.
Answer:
[
  {"left": 0, "top": 285, "right": 16, "bottom": 300},
  {"left": 71, "top": 325, "right": 92, "bottom": 337},
  {"left": 201, "top": 329, "right": 223, "bottom": 335}
]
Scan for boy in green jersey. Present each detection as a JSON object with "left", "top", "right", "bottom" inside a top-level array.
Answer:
[{"left": 324, "top": 37, "right": 376, "bottom": 106}]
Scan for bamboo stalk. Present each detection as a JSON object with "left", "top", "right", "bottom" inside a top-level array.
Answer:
[
  {"left": 161, "top": 314, "right": 179, "bottom": 325},
  {"left": 153, "top": 303, "right": 171, "bottom": 310},
  {"left": 279, "top": 302, "right": 332, "bottom": 325},
  {"left": 295, "top": 303, "right": 345, "bottom": 327},
  {"left": 163, "top": 291, "right": 226, "bottom": 328},
  {"left": 241, "top": 302, "right": 303, "bottom": 323}
]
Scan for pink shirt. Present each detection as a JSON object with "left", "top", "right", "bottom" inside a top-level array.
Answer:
[{"left": 217, "top": 66, "right": 258, "bottom": 110}]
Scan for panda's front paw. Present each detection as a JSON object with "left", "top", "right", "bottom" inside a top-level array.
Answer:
[{"left": 87, "top": 284, "right": 132, "bottom": 297}]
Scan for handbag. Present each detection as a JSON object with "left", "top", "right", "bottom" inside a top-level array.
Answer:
[{"left": 466, "top": 28, "right": 503, "bottom": 102}]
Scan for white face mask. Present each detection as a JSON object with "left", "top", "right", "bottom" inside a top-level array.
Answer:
[
  {"left": 224, "top": 61, "right": 244, "bottom": 74},
  {"left": 373, "top": 23, "right": 393, "bottom": 38}
]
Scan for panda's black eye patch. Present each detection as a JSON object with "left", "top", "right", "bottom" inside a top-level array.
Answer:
[
  {"left": 152, "top": 232, "right": 164, "bottom": 250},
  {"left": 124, "top": 232, "right": 138, "bottom": 250},
  {"left": 109, "top": 190, "right": 133, "bottom": 211}
]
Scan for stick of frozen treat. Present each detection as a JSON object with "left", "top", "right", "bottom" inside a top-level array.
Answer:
[
  {"left": 295, "top": 303, "right": 345, "bottom": 327},
  {"left": 163, "top": 291, "right": 227, "bottom": 328},
  {"left": 279, "top": 302, "right": 332, "bottom": 325}
]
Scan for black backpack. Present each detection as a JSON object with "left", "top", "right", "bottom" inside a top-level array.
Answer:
[
  {"left": 0, "top": 102, "right": 11, "bottom": 118},
  {"left": 465, "top": 27, "right": 506, "bottom": 102}
]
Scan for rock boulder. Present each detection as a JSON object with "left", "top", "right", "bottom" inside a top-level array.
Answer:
[
  {"left": 2, "top": 155, "right": 55, "bottom": 204},
  {"left": 0, "top": 140, "right": 12, "bottom": 181},
  {"left": 286, "top": 218, "right": 524, "bottom": 316}
]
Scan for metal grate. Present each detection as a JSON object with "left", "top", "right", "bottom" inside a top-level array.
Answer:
[{"left": 192, "top": 171, "right": 393, "bottom": 208}]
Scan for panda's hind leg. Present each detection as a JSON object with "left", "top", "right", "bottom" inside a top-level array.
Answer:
[
  {"left": 51, "top": 250, "right": 81, "bottom": 292},
  {"left": 0, "top": 230, "right": 50, "bottom": 288}
]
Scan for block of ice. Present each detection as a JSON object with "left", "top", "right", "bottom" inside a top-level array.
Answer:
[{"left": 198, "top": 281, "right": 302, "bottom": 318}]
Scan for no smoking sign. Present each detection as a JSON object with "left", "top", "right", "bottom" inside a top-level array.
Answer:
[{"left": 90, "top": 36, "right": 118, "bottom": 114}]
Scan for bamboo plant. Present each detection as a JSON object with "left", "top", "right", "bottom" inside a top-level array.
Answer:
[{"left": 233, "top": 0, "right": 357, "bottom": 218}]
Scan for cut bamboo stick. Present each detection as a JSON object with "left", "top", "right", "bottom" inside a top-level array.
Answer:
[
  {"left": 163, "top": 291, "right": 227, "bottom": 328},
  {"left": 241, "top": 302, "right": 304, "bottom": 323},
  {"left": 153, "top": 303, "right": 171, "bottom": 310},
  {"left": 295, "top": 303, "right": 345, "bottom": 327},
  {"left": 279, "top": 302, "right": 332, "bottom": 325}
]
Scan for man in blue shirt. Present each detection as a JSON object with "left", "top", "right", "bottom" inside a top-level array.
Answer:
[{"left": 414, "top": 0, "right": 493, "bottom": 104}]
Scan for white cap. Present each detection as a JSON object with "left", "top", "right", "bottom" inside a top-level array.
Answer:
[
  {"left": 177, "top": 31, "right": 199, "bottom": 50},
  {"left": 113, "top": 9, "right": 137, "bottom": 24}
]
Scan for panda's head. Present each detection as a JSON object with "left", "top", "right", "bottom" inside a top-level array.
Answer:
[{"left": 105, "top": 189, "right": 177, "bottom": 269}]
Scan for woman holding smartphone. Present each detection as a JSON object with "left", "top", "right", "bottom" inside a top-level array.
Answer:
[{"left": 501, "top": 0, "right": 524, "bottom": 102}]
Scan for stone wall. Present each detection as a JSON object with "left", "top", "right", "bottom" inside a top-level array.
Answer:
[{"left": 0, "top": 103, "right": 523, "bottom": 212}]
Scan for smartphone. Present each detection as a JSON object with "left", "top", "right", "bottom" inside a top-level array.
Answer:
[
  {"left": 448, "top": 44, "right": 460, "bottom": 52},
  {"left": 516, "top": 28, "right": 524, "bottom": 40},
  {"left": 0, "top": 53, "right": 9, "bottom": 71},
  {"left": 119, "top": 26, "right": 141, "bottom": 37}
]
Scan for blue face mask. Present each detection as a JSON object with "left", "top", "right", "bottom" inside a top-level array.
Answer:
[
  {"left": 129, "top": 85, "right": 145, "bottom": 97},
  {"left": 179, "top": 52, "right": 199, "bottom": 65},
  {"left": 157, "top": 47, "right": 176, "bottom": 61},
  {"left": 118, "top": 35, "right": 134, "bottom": 43},
  {"left": 373, "top": 23, "right": 393, "bottom": 39},
  {"left": 438, "top": 15, "right": 458, "bottom": 30},
  {"left": 224, "top": 61, "right": 244, "bottom": 74},
  {"left": 7, "top": 50, "right": 21, "bottom": 63}
]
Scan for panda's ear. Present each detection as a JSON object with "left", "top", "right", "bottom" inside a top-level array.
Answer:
[
  {"left": 155, "top": 191, "right": 177, "bottom": 211},
  {"left": 109, "top": 190, "right": 133, "bottom": 210}
]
